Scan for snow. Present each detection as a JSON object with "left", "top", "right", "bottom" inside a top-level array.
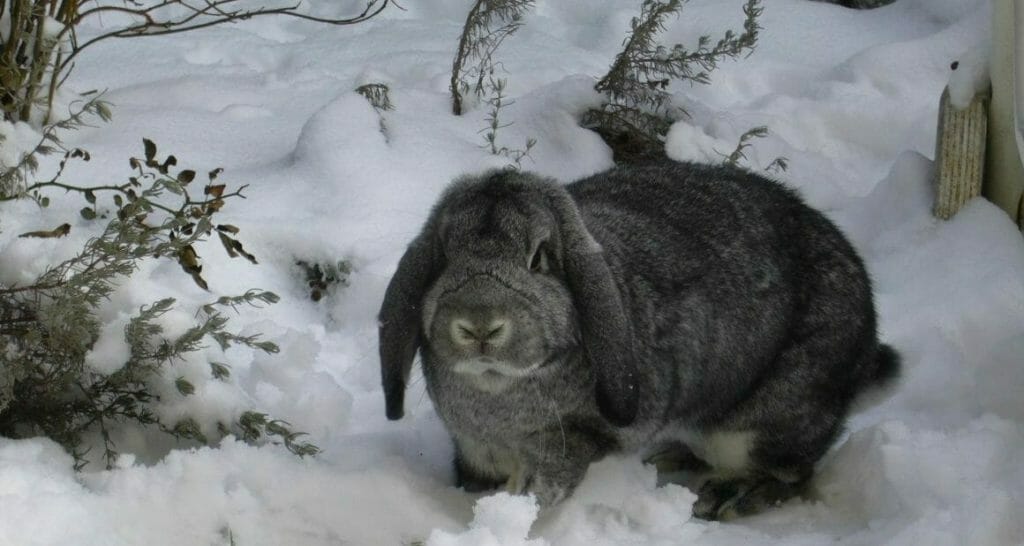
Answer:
[
  {"left": 947, "top": 41, "right": 991, "bottom": 109},
  {"left": 1, "top": 0, "right": 1022, "bottom": 544}
]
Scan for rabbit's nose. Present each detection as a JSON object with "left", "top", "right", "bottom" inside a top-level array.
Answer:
[{"left": 450, "top": 317, "right": 511, "bottom": 349}]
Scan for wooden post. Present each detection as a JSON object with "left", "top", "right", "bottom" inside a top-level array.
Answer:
[
  {"left": 982, "top": 0, "right": 1024, "bottom": 228},
  {"left": 934, "top": 86, "right": 990, "bottom": 220}
]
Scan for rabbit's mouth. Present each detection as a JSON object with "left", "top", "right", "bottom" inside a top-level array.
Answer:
[
  {"left": 453, "top": 358, "right": 542, "bottom": 378},
  {"left": 453, "top": 357, "right": 544, "bottom": 392}
]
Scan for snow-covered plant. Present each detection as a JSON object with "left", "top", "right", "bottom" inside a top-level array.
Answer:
[
  {"left": 449, "top": 0, "right": 534, "bottom": 116},
  {"left": 356, "top": 83, "right": 393, "bottom": 112},
  {"left": 724, "top": 125, "right": 789, "bottom": 173},
  {"left": 0, "top": 94, "right": 111, "bottom": 198},
  {"left": 0, "top": 140, "right": 318, "bottom": 469},
  {"left": 584, "top": 0, "right": 762, "bottom": 162},
  {"left": 296, "top": 259, "right": 352, "bottom": 302},
  {"left": 0, "top": 0, "right": 391, "bottom": 125},
  {"left": 479, "top": 76, "right": 536, "bottom": 170}
]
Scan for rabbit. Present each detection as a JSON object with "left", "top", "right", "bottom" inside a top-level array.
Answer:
[{"left": 378, "top": 160, "right": 900, "bottom": 520}]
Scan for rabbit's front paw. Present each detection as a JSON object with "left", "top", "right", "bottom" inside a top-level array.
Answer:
[
  {"left": 525, "top": 474, "right": 569, "bottom": 507},
  {"left": 506, "top": 469, "right": 568, "bottom": 508},
  {"left": 693, "top": 476, "right": 805, "bottom": 521}
]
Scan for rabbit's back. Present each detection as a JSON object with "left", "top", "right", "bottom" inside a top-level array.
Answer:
[{"left": 567, "top": 162, "right": 877, "bottom": 435}]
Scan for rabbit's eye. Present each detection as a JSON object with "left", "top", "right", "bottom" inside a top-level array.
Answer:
[{"left": 529, "top": 243, "right": 550, "bottom": 273}]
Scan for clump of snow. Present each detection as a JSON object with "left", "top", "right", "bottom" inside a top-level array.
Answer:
[
  {"left": 84, "top": 313, "right": 132, "bottom": 375},
  {"left": 947, "top": 41, "right": 991, "bottom": 109},
  {"left": 664, "top": 121, "right": 734, "bottom": 164},
  {"left": 0, "top": 120, "right": 41, "bottom": 169},
  {"left": 538, "top": 457, "right": 703, "bottom": 546},
  {"left": 427, "top": 493, "right": 547, "bottom": 546},
  {"left": 818, "top": 416, "right": 1024, "bottom": 545}
]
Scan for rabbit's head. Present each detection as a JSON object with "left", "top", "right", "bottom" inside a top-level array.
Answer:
[{"left": 379, "top": 170, "right": 638, "bottom": 426}]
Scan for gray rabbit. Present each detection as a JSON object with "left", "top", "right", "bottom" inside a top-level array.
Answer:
[{"left": 378, "top": 161, "right": 899, "bottom": 520}]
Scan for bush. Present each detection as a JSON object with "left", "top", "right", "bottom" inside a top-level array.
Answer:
[
  {"left": 449, "top": 0, "right": 535, "bottom": 116},
  {"left": 584, "top": 0, "right": 762, "bottom": 163},
  {"left": 0, "top": 140, "right": 317, "bottom": 468},
  {"left": 0, "top": 0, "right": 395, "bottom": 470}
]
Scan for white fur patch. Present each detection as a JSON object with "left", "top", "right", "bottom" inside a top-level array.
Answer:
[
  {"left": 453, "top": 358, "right": 542, "bottom": 378},
  {"left": 453, "top": 358, "right": 543, "bottom": 393},
  {"left": 644, "top": 427, "right": 756, "bottom": 476},
  {"left": 700, "top": 431, "right": 755, "bottom": 474}
]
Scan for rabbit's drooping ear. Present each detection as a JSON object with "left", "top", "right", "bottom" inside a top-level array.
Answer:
[
  {"left": 550, "top": 193, "right": 638, "bottom": 426},
  {"left": 379, "top": 231, "right": 443, "bottom": 420}
]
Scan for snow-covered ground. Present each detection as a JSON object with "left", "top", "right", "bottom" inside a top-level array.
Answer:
[{"left": 1, "top": 0, "right": 1022, "bottom": 544}]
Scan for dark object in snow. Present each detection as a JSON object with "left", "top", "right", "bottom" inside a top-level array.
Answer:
[
  {"left": 378, "top": 160, "right": 900, "bottom": 520},
  {"left": 812, "top": 0, "right": 896, "bottom": 8}
]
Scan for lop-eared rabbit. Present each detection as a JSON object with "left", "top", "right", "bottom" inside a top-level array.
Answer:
[{"left": 379, "top": 161, "right": 899, "bottom": 520}]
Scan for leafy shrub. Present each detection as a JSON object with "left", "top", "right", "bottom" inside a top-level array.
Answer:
[
  {"left": 0, "top": 140, "right": 317, "bottom": 468},
  {"left": 449, "top": 0, "right": 535, "bottom": 116},
  {"left": 297, "top": 259, "right": 353, "bottom": 302},
  {"left": 583, "top": 0, "right": 762, "bottom": 163}
]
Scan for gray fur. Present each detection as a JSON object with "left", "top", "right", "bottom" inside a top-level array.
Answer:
[{"left": 378, "top": 161, "right": 900, "bottom": 518}]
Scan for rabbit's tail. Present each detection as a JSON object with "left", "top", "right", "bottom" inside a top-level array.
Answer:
[
  {"left": 868, "top": 343, "right": 901, "bottom": 388},
  {"left": 849, "top": 343, "right": 901, "bottom": 412}
]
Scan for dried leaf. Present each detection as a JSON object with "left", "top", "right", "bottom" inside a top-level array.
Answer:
[
  {"left": 218, "top": 232, "right": 238, "bottom": 258},
  {"left": 18, "top": 223, "right": 71, "bottom": 239},
  {"left": 156, "top": 155, "right": 178, "bottom": 175},
  {"left": 178, "top": 245, "right": 201, "bottom": 274},
  {"left": 190, "top": 271, "right": 209, "bottom": 291},
  {"left": 216, "top": 224, "right": 240, "bottom": 234},
  {"left": 208, "top": 168, "right": 224, "bottom": 181},
  {"left": 230, "top": 238, "right": 258, "bottom": 264},
  {"left": 205, "top": 184, "right": 226, "bottom": 198},
  {"left": 143, "top": 138, "right": 156, "bottom": 161},
  {"left": 177, "top": 170, "right": 196, "bottom": 184}
]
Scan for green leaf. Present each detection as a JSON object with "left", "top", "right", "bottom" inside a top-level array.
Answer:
[
  {"left": 96, "top": 102, "right": 113, "bottom": 122},
  {"left": 238, "top": 411, "right": 268, "bottom": 442},
  {"left": 113, "top": 194, "right": 123, "bottom": 207},
  {"left": 80, "top": 207, "right": 97, "bottom": 220},
  {"left": 175, "top": 377, "right": 195, "bottom": 396},
  {"left": 171, "top": 419, "right": 207, "bottom": 443},
  {"left": 85, "top": 190, "right": 96, "bottom": 204},
  {"left": 210, "top": 362, "right": 231, "bottom": 380},
  {"left": 163, "top": 180, "right": 183, "bottom": 195},
  {"left": 265, "top": 420, "right": 292, "bottom": 437},
  {"left": 259, "top": 291, "right": 281, "bottom": 305},
  {"left": 177, "top": 170, "right": 196, "bottom": 184},
  {"left": 255, "top": 341, "right": 279, "bottom": 354}
]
